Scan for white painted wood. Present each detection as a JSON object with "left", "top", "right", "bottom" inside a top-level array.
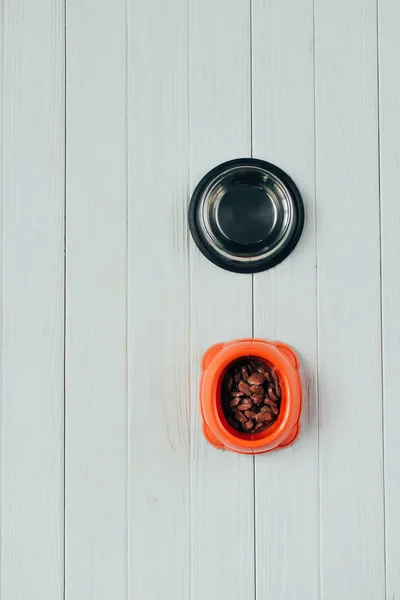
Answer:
[
  {"left": 1, "top": 1, "right": 396, "bottom": 598},
  {"left": 252, "top": 1, "right": 319, "bottom": 598},
  {"left": 189, "top": 1, "right": 254, "bottom": 599},
  {"left": 65, "top": 1, "right": 127, "bottom": 598},
  {"left": 0, "top": 0, "right": 3, "bottom": 592},
  {"left": 1, "top": 1, "right": 65, "bottom": 598},
  {"left": 315, "top": 1, "right": 385, "bottom": 598},
  {"left": 126, "top": 2, "right": 190, "bottom": 599},
  {"left": 0, "top": 0, "right": 3, "bottom": 551},
  {"left": 379, "top": 1, "right": 400, "bottom": 597}
]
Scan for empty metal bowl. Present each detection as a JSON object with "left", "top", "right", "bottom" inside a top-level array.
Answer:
[{"left": 188, "top": 158, "right": 304, "bottom": 273}]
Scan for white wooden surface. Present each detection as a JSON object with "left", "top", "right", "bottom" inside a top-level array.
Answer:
[
  {"left": 316, "top": 2, "right": 385, "bottom": 598},
  {"left": 65, "top": 1, "right": 127, "bottom": 598},
  {"left": 379, "top": 1, "right": 400, "bottom": 598},
  {"left": 127, "top": 1, "right": 190, "bottom": 598},
  {"left": 1, "top": 2, "right": 64, "bottom": 599},
  {"left": 1, "top": 1, "right": 399, "bottom": 599}
]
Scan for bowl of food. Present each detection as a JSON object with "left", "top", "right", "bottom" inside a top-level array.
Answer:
[{"left": 200, "top": 338, "right": 302, "bottom": 454}]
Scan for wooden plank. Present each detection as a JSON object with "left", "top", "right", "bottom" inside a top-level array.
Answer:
[
  {"left": 189, "top": 1, "right": 254, "bottom": 598},
  {"left": 1, "top": 1, "right": 64, "bottom": 598},
  {"left": 252, "top": 0, "right": 319, "bottom": 598},
  {"left": 315, "top": 1, "right": 385, "bottom": 597},
  {"left": 379, "top": 0, "right": 400, "bottom": 596},
  {"left": 65, "top": 2, "right": 127, "bottom": 598},
  {"left": 126, "top": 1, "right": 190, "bottom": 599},
  {"left": 0, "top": 6, "right": 3, "bottom": 563}
]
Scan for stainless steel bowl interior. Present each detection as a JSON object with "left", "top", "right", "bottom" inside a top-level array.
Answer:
[{"left": 197, "top": 165, "right": 297, "bottom": 266}]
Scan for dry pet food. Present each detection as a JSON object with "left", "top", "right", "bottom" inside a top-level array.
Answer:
[{"left": 222, "top": 357, "right": 282, "bottom": 434}]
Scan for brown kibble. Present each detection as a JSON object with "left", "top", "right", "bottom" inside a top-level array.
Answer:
[
  {"left": 251, "top": 360, "right": 266, "bottom": 374},
  {"left": 267, "top": 385, "right": 278, "bottom": 402},
  {"left": 264, "top": 370, "right": 273, "bottom": 383},
  {"left": 238, "top": 380, "right": 251, "bottom": 394},
  {"left": 244, "top": 410, "right": 257, "bottom": 419},
  {"left": 271, "top": 368, "right": 279, "bottom": 384},
  {"left": 251, "top": 393, "right": 265, "bottom": 405},
  {"left": 264, "top": 395, "right": 277, "bottom": 405},
  {"left": 254, "top": 422, "right": 269, "bottom": 432},
  {"left": 234, "top": 409, "right": 247, "bottom": 424},
  {"left": 237, "top": 401, "right": 253, "bottom": 411},
  {"left": 255, "top": 411, "right": 273, "bottom": 422},
  {"left": 249, "top": 385, "right": 264, "bottom": 394},
  {"left": 229, "top": 398, "right": 241, "bottom": 408},
  {"left": 247, "top": 372, "right": 265, "bottom": 385},
  {"left": 264, "top": 397, "right": 279, "bottom": 414},
  {"left": 221, "top": 358, "right": 281, "bottom": 434}
]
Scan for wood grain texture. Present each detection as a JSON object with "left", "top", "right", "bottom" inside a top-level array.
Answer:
[
  {"left": 315, "top": 1, "right": 385, "bottom": 598},
  {"left": 65, "top": 1, "right": 127, "bottom": 598},
  {"left": 379, "top": 0, "right": 400, "bottom": 596},
  {"left": 126, "top": 1, "right": 190, "bottom": 598},
  {"left": 1, "top": 2, "right": 395, "bottom": 599},
  {"left": 0, "top": 0, "right": 3, "bottom": 565},
  {"left": 189, "top": 1, "right": 254, "bottom": 599},
  {"left": 1, "top": 1, "right": 65, "bottom": 598},
  {"left": 252, "top": 0, "right": 319, "bottom": 598},
  {"left": 0, "top": 0, "right": 3, "bottom": 591}
]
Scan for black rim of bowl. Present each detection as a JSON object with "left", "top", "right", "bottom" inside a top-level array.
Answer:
[{"left": 188, "top": 158, "right": 305, "bottom": 274}]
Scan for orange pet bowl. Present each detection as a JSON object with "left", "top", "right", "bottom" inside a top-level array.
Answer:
[{"left": 200, "top": 338, "right": 302, "bottom": 454}]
